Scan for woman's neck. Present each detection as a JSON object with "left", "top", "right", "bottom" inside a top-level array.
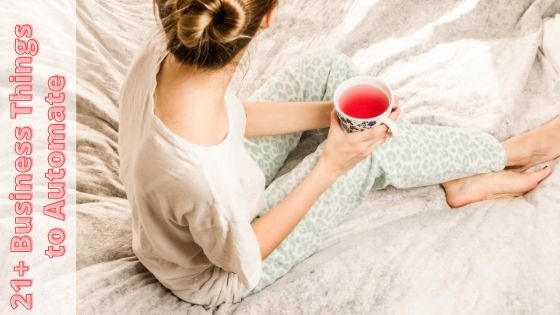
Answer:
[
  {"left": 153, "top": 53, "right": 243, "bottom": 146},
  {"left": 160, "top": 54, "right": 236, "bottom": 107}
]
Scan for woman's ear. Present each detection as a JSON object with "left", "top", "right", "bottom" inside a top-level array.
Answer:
[{"left": 260, "top": 5, "right": 278, "bottom": 29}]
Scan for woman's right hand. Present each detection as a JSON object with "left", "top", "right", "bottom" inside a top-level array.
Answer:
[{"left": 319, "top": 109, "right": 389, "bottom": 174}]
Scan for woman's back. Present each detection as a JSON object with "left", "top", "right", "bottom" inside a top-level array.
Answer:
[{"left": 118, "top": 26, "right": 266, "bottom": 306}]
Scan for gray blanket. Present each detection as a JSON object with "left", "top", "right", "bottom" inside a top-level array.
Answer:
[{"left": 75, "top": 0, "right": 560, "bottom": 314}]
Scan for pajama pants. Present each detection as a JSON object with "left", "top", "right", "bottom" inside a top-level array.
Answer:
[{"left": 240, "top": 50, "right": 507, "bottom": 297}]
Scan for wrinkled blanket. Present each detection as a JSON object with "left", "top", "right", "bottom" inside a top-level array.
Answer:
[{"left": 73, "top": 0, "right": 560, "bottom": 314}]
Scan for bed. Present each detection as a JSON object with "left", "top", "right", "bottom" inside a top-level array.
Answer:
[{"left": 75, "top": 0, "right": 560, "bottom": 313}]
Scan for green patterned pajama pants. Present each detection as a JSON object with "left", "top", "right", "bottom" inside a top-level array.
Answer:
[{"left": 240, "top": 50, "right": 507, "bottom": 297}]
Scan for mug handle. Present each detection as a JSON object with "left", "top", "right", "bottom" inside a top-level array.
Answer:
[
  {"left": 379, "top": 116, "right": 399, "bottom": 137},
  {"left": 379, "top": 93, "right": 400, "bottom": 136}
]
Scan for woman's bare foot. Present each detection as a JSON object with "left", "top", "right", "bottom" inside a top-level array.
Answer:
[
  {"left": 503, "top": 116, "right": 560, "bottom": 171},
  {"left": 442, "top": 167, "right": 553, "bottom": 208}
]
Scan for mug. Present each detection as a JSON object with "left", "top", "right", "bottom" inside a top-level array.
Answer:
[{"left": 333, "top": 76, "right": 399, "bottom": 136}]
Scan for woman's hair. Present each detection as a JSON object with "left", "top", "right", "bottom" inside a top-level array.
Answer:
[{"left": 154, "top": 0, "right": 277, "bottom": 69}]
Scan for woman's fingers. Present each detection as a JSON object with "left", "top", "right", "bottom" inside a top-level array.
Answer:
[
  {"left": 389, "top": 95, "right": 401, "bottom": 121},
  {"left": 361, "top": 137, "right": 386, "bottom": 155},
  {"left": 389, "top": 106, "right": 401, "bottom": 121},
  {"left": 392, "top": 96, "right": 400, "bottom": 111},
  {"left": 352, "top": 124, "right": 388, "bottom": 143},
  {"left": 330, "top": 110, "right": 346, "bottom": 133}
]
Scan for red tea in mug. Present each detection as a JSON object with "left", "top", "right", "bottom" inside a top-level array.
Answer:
[{"left": 339, "top": 84, "right": 389, "bottom": 119}]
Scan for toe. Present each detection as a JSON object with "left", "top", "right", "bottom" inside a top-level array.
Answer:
[
  {"left": 514, "top": 167, "right": 554, "bottom": 195},
  {"left": 528, "top": 166, "right": 553, "bottom": 185}
]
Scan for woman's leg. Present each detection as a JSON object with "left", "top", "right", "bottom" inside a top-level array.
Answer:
[
  {"left": 241, "top": 116, "right": 509, "bottom": 296},
  {"left": 240, "top": 45, "right": 560, "bottom": 297},
  {"left": 442, "top": 167, "right": 553, "bottom": 208},
  {"left": 441, "top": 116, "right": 560, "bottom": 207},
  {"left": 243, "top": 47, "right": 559, "bottom": 188},
  {"left": 243, "top": 49, "right": 361, "bottom": 186}
]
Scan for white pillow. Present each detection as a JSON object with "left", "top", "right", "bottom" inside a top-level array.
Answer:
[{"left": 543, "top": 13, "right": 560, "bottom": 74}]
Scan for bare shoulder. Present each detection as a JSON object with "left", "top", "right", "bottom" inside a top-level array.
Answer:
[
  {"left": 154, "top": 90, "right": 228, "bottom": 147},
  {"left": 153, "top": 88, "right": 214, "bottom": 146}
]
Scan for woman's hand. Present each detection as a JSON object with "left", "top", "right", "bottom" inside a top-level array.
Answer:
[{"left": 319, "top": 109, "right": 389, "bottom": 175}]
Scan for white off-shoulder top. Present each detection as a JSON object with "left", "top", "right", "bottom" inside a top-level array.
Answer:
[{"left": 118, "top": 25, "right": 265, "bottom": 307}]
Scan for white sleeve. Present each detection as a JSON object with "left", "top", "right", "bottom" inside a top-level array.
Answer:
[
  {"left": 188, "top": 219, "right": 262, "bottom": 290},
  {"left": 150, "top": 161, "right": 263, "bottom": 290}
]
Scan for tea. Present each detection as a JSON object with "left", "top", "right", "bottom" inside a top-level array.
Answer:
[{"left": 339, "top": 85, "right": 389, "bottom": 119}]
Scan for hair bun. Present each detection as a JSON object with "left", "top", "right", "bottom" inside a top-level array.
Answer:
[{"left": 176, "top": 0, "right": 247, "bottom": 48}]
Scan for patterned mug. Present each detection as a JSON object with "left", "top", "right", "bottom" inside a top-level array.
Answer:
[{"left": 333, "top": 76, "right": 399, "bottom": 136}]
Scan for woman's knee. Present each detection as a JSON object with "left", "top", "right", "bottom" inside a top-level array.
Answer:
[
  {"left": 290, "top": 48, "right": 356, "bottom": 73},
  {"left": 321, "top": 49, "right": 355, "bottom": 69},
  {"left": 320, "top": 48, "right": 355, "bottom": 67}
]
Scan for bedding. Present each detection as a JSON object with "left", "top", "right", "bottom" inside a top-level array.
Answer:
[{"left": 73, "top": 0, "right": 560, "bottom": 314}]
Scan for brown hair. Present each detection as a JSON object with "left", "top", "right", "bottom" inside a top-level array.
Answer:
[{"left": 154, "top": 0, "right": 277, "bottom": 69}]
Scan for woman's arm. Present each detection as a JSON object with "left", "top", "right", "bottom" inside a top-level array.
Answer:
[
  {"left": 244, "top": 97, "right": 401, "bottom": 137},
  {"left": 244, "top": 101, "right": 333, "bottom": 137},
  {"left": 249, "top": 106, "right": 400, "bottom": 260},
  {"left": 250, "top": 157, "right": 343, "bottom": 260}
]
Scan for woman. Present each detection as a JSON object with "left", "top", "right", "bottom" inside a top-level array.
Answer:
[{"left": 118, "top": 0, "right": 559, "bottom": 308}]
